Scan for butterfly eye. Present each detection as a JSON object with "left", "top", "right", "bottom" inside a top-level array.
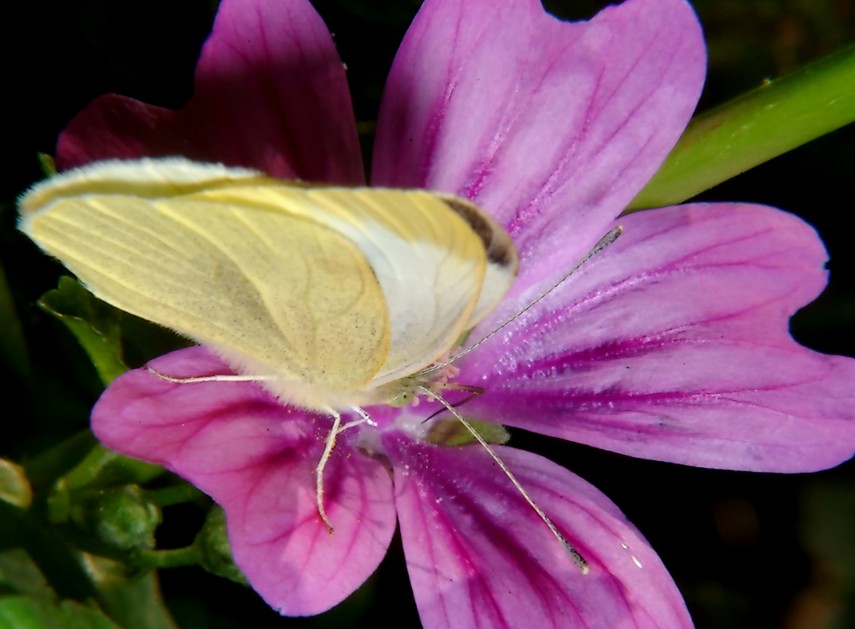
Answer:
[{"left": 390, "top": 387, "right": 415, "bottom": 407}]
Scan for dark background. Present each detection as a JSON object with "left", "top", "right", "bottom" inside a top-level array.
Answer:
[{"left": 2, "top": 1, "right": 854, "bottom": 627}]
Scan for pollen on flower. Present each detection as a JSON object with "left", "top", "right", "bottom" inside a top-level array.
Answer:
[{"left": 430, "top": 359, "right": 461, "bottom": 387}]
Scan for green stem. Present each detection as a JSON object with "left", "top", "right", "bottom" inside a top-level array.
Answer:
[
  {"left": 63, "top": 444, "right": 120, "bottom": 490},
  {"left": 144, "top": 484, "right": 205, "bottom": 507},
  {"left": 630, "top": 44, "right": 855, "bottom": 210},
  {"left": 135, "top": 546, "right": 201, "bottom": 570},
  {"left": 58, "top": 442, "right": 165, "bottom": 491},
  {"left": 24, "top": 430, "right": 99, "bottom": 487}
]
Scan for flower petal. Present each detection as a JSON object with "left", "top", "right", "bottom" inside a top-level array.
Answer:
[
  {"left": 57, "top": 0, "right": 363, "bottom": 183},
  {"left": 92, "top": 347, "right": 395, "bottom": 615},
  {"left": 383, "top": 433, "right": 690, "bottom": 628},
  {"left": 373, "top": 0, "right": 705, "bottom": 290},
  {"left": 461, "top": 203, "right": 855, "bottom": 472}
]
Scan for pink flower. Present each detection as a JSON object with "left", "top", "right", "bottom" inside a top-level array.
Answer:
[{"left": 58, "top": 0, "right": 855, "bottom": 625}]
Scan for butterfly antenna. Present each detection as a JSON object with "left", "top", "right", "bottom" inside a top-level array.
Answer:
[
  {"left": 419, "top": 386, "right": 589, "bottom": 573},
  {"left": 425, "top": 225, "right": 623, "bottom": 375}
]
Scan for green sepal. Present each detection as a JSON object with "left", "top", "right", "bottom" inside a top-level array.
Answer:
[{"left": 194, "top": 507, "right": 247, "bottom": 586}]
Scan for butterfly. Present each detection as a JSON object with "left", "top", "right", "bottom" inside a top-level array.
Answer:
[{"left": 19, "top": 157, "right": 519, "bottom": 412}]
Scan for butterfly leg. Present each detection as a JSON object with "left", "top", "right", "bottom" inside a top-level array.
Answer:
[
  {"left": 315, "top": 408, "right": 342, "bottom": 534},
  {"left": 314, "top": 407, "right": 375, "bottom": 533},
  {"left": 339, "top": 406, "right": 376, "bottom": 431},
  {"left": 145, "top": 366, "right": 277, "bottom": 384}
]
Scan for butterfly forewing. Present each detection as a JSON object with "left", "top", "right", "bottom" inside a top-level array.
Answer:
[{"left": 23, "top": 190, "right": 391, "bottom": 399}]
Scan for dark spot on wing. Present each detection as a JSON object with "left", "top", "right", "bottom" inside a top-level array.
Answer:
[{"left": 440, "top": 196, "right": 518, "bottom": 272}]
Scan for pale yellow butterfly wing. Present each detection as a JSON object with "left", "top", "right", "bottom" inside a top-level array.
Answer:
[
  {"left": 19, "top": 158, "right": 519, "bottom": 410},
  {"left": 21, "top": 184, "right": 391, "bottom": 401},
  {"left": 200, "top": 185, "right": 517, "bottom": 388}
]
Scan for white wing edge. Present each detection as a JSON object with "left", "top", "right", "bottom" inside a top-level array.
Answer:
[{"left": 18, "top": 157, "right": 268, "bottom": 218}]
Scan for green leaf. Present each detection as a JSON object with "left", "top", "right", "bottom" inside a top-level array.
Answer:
[
  {"left": 37, "top": 154, "right": 57, "bottom": 177},
  {"left": 38, "top": 278, "right": 127, "bottom": 386},
  {"left": 79, "top": 557, "right": 176, "bottom": 629},
  {"left": 37, "top": 277, "right": 190, "bottom": 386},
  {"left": 0, "top": 459, "right": 32, "bottom": 509},
  {"left": 630, "top": 44, "right": 855, "bottom": 210},
  {"left": 0, "top": 596, "right": 120, "bottom": 629},
  {"left": 0, "top": 502, "right": 93, "bottom": 602},
  {"left": 0, "top": 549, "right": 53, "bottom": 600}
]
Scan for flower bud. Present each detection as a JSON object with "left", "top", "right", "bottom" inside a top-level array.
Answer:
[{"left": 84, "top": 485, "right": 160, "bottom": 552}]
